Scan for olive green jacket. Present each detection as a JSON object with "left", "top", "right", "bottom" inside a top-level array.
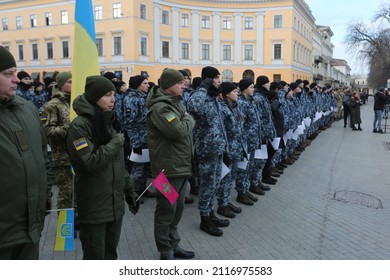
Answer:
[
  {"left": 66, "top": 95, "right": 134, "bottom": 224},
  {"left": 146, "top": 86, "right": 195, "bottom": 178},
  {"left": 0, "top": 96, "right": 50, "bottom": 249}
]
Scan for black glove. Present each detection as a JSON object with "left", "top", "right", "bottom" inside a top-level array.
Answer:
[
  {"left": 199, "top": 78, "right": 214, "bottom": 91},
  {"left": 223, "top": 153, "right": 231, "bottom": 166},
  {"left": 133, "top": 147, "right": 142, "bottom": 155},
  {"left": 125, "top": 194, "right": 140, "bottom": 215},
  {"left": 45, "top": 191, "right": 53, "bottom": 216}
]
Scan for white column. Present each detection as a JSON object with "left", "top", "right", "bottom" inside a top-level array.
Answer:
[
  {"left": 153, "top": 4, "right": 161, "bottom": 62},
  {"left": 192, "top": 11, "right": 200, "bottom": 64},
  {"left": 234, "top": 13, "right": 242, "bottom": 64},
  {"left": 172, "top": 7, "right": 180, "bottom": 63},
  {"left": 256, "top": 12, "right": 264, "bottom": 65},
  {"left": 213, "top": 12, "right": 221, "bottom": 64}
]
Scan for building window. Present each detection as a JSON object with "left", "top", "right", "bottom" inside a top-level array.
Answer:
[
  {"left": 113, "top": 3, "right": 122, "bottom": 18},
  {"left": 96, "top": 38, "right": 103, "bottom": 56},
  {"left": 30, "top": 14, "right": 37, "bottom": 28},
  {"left": 273, "top": 74, "right": 281, "bottom": 82},
  {"left": 16, "top": 16, "right": 22, "bottom": 29},
  {"left": 62, "top": 41, "right": 69, "bottom": 58},
  {"left": 162, "top": 10, "right": 169, "bottom": 25},
  {"left": 140, "top": 4, "right": 146, "bottom": 20},
  {"left": 294, "top": 17, "right": 296, "bottom": 29},
  {"left": 273, "top": 43, "right": 282, "bottom": 59},
  {"left": 45, "top": 12, "right": 52, "bottom": 26},
  {"left": 2, "top": 17, "right": 8, "bottom": 31},
  {"left": 223, "top": 45, "right": 232, "bottom": 61},
  {"left": 201, "top": 15, "right": 210, "bottom": 29},
  {"left": 244, "top": 17, "right": 253, "bottom": 29},
  {"left": 47, "top": 42, "right": 53, "bottom": 59},
  {"left": 18, "top": 44, "right": 24, "bottom": 61},
  {"left": 181, "top": 43, "right": 189, "bottom": 59},
  {"left": 95, "top": 5, "right": 103, "bottom": 20},
  {"left": 222, "top": 69, "right": 233, "bottom": 82},
  {"left": 162, "top": 41, "right": 169, "bottom": 58},
  {"left": 181, "top": 13, "right": 189, "bottom": 27},
  {"left": 244, "top": 45, "right": 253, "bottom": 60},
  {"left": 140, "top": 37, "right": 147, "bottom": 56},
  {"left": 61, "top": 10, "right": 68, "bottom": 24},
  {"left": 222, "top": 16, "right": 232, "bottom": 29},
  {"left": 113, "top": 36, "right": 122, "bottom": 55},
  {"left": 274, "top": 15, "right": 283, "bottom": 28},
  {"left": 32, "top": 43, "right": 39, "bottom": 60},
  {"left": 201, "top": 44, "right": 210, "bottom": 60}
]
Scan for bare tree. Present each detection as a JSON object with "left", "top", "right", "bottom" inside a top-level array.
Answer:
[{"left": 345, "top": 3, "right": 390, "bottom": 89}]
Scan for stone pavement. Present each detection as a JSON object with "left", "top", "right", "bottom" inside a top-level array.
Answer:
[{"left": 40, "top": 97, "right": 390, "bottom": 260}]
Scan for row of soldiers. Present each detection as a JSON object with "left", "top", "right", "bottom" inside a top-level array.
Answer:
[
  {"left": 15, "top": 66, "right": 340, "bottom": 238},
  {"left": 109, "top": 66, "right": 339, "bottom": 237}
]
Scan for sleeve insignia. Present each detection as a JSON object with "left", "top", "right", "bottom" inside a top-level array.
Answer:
[
  {"left": 73, "top": 137, "right": 89, "bottom": 151},
  {"left": 165, "top": 113, "right": 176, "bottom": 122}
]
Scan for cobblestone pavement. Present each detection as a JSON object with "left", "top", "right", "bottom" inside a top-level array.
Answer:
[{"left": 40, "top": 97, "right": 390, "bottom": 260}]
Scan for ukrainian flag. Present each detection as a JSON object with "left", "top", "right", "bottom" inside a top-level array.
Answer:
[
  {"left": 54, "top": 209, "right": 75, "bottom": 251},
  {"left": 70, "top": 0, "right": 100, "bottom": 120}
]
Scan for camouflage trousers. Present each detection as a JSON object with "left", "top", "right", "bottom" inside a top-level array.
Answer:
[
  {"left": 216, "top": 160, "right": 239, "bottom": 206},
  {"left": 248, "top": 149, "right": 266, "bottom": 187},
  {"left": 130, "top": 162, "right": 150, "bottom": 194},
  {"left": 197, "top": 154, "right": 223, "bottom": 216},
  {"left": 235, "top": 158, "right": 250, "bottom": 194},
  {"left": 53, "top": 165, "right": 73, "bottom": 209}
]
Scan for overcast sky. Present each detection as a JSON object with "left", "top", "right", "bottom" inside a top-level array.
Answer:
[{"left": 305, "top": 0, "right": 386, "bottom": 75}]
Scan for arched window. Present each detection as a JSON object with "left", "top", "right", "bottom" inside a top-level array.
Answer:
[
  {"left": 242, "top": 69, "right": 255, "bottom": 81},
  {"left": 222, "top": 69, "right": 233, "bottom": 82}
]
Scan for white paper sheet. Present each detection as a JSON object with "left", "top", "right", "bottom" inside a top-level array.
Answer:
[
  {"left": 254, "top": 144, "right": 268, "bottom": 159},
  {"left": 221, "top": 162, "right": 231, "bottom": 179},
  {"left": 271, "top": 137, "right": 281, "bottom": 150},
  {"left": 129, "top": 149, "right": 150, "bottom": 163}
]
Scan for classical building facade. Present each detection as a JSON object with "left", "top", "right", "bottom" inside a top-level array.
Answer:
[{"left": 1, "top": 0, "right": 321, "bottom": 84}]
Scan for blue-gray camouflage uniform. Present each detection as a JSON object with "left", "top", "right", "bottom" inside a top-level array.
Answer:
[
  {"left": 217, "top": 100, "right": 247, "bottom": 206},
  {"left": 123, "top": 89, "right": 150, "bottom": 193},
  {"left": 186, "top": 87, "right": 227, "bottom": 216}
]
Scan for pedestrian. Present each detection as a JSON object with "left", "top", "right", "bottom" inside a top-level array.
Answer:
[
  {"left": 350, "top": 91, "right": 362, "bottom": 131},
  {"left": 16, "top": 70, "right": 33, "bottom": 101},
  {"left": 66, "top": 75, "right": 139, "bottom": 260},
  {"left": 103, "top": 71, "right": 118, "bottom": 83},
  {"left": 342, "top": 88, "right": 352, "bottom": 128},
  {"left": 41, "top": 72, "right": 73, "bottom": 210},
  {"left": 32, "top": 80, "right": 48, "bottom": 113},
  {"left": 0, "top": 46, "right": 52, "bottom": 260},
  {"left": 146, "top": 69, "right": 195, "bottom": 260},
  {"left": 123, "top": 75, "right": 154, "bottom": 200},
  {"left": 216, "top": 82, "right": 247, "bottom": 218},
  {"left": 373, "top": 88, "right": 389, "bottom": 133}
]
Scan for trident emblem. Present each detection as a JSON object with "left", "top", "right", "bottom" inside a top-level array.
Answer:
[{"left": 163, "top": 183, "right": 172, "bottom": 193}]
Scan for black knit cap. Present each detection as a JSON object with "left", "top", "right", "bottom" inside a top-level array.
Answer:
[
  {"left": 239, "top": 79, "right": 253, "bottom": 92},
  {"left": 303, "top": 80, "right": 310, "bottom": 86},
  {"left": 201, "top": 66, "right": 220, "bottom": 80},
  {"left": 256, "top": 75, "right": 270, "bottom": 87},
  {"left": 17, "top": 71, "right": 30, "bottom": 80},
  {"left": 179, "top": 70, "right": 189, "bottom": 78},
  {"left": 84, "top": 75, "right": 116, "bottom": 104},
  {"left": 0, "top": 46, "right": 16, "bottom": 72},
  {"left": 221, "top": 82, "right": 237, "bottom": 96},
  {"left": 279, "top": 81, "right": 288, "bottom": 87},
  {"left": 270, "top": 82, "right": 280, "bottom": 91},
  {"left": 290, "top": 82, "right": 299, "bottom": 91},
  {"left": 295, "top": 79, "right": 303, "bottom": 85},
  {"left": 192, "top": 77, "right": 202, "bottom": 89},
  {"left": 103, "top": 71, "right": 117, "bottom": 81},
  {"left": 129, "top": 75, "right": 147, "bottom": 90},
  {"left": 44, "top": 77, "right": 55, "bottom": 88},
  {"left": 115, "top": 80, "right": 126, "bottom": 92},
  {"left": 310, "top": 82, "right": 317, "bottom": 89}
]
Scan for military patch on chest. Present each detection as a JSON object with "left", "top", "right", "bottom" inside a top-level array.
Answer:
[
  {"left": 165, "top": 113, "right": 176, "bottom": 122},
  {"left": 73, "top": 137, "right": 88, "bottom": 151}
]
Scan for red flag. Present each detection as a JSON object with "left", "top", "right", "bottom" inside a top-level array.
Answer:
[{"left": 152, "top": 171, "right": 178, "bottom": 205}]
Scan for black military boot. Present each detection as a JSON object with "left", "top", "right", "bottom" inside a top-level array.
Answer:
[
  {"left": 210, "top": 211, "right": 230, "bottom": 227},
  {"left": 200, "top": 216, "right": 223, "bottom": 236},
  {"left": 217, "top": 205, "right": 236, "bottom": 218},
  {"left": 236, "top": 193, "right": 254, "bottom": 205}
]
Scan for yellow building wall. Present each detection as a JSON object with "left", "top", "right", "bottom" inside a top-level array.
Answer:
[{"left": 0, "top": 0, "right": 315, "bottom": 84}]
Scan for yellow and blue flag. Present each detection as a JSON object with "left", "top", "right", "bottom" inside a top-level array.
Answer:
[
  {"left": 71, "top": 0, "right": 100, "bottom": 120},
  {"left": 54, "top": 209, "right": 75, "bottom": 251}
]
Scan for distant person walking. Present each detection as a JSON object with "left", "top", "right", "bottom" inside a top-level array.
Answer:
[
  {"left": 350, "top": 91, "right": 362, "bottom": 131},
  {"left": 373, "top": 88, "right": 389, "bottom": 133}
]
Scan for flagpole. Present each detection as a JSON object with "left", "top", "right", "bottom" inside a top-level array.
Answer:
[{"left": 135, "top": 169, "right": 165, "bottom": 201}]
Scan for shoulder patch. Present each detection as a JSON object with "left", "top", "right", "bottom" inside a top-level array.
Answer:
[
  {"left": 165, "top": 113, "right": 176, "bottom": 122},
  {"left": 73, "top": 137, "right": 89, "bottom": 151},
  {"left": 40, "top": 114, "right": 47, "bottom": 122}
]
